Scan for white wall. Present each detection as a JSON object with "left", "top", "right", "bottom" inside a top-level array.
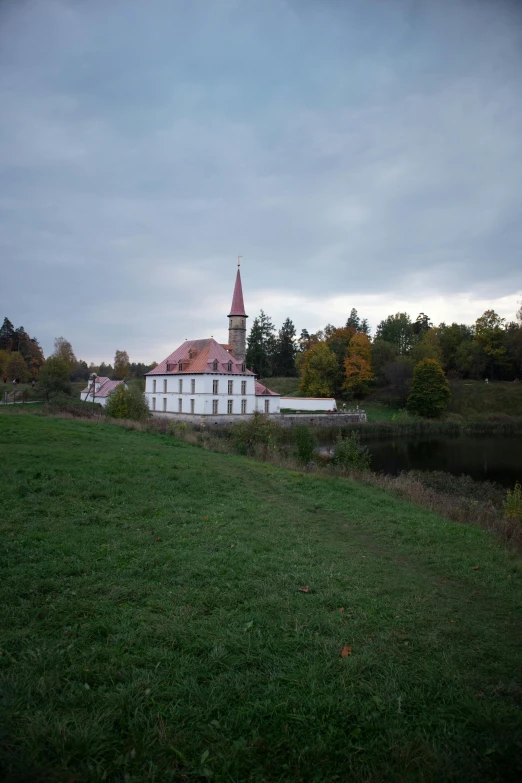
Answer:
[
  {"left": 254, "top": 395, "right": 281, "bottom": 414},
  {"left": 80, "top": 392, "right": 108, "bottom": 407},
  {"left": 144, "top": 373, "right": 257, "bottom": 415},
  {"left": 281, "top": 397, "right": 336, "bottom": 412}
]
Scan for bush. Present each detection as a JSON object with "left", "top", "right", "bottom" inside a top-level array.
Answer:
[
  {"left": 505, "top": 482, "right": 522, "bottom": 520},
  {"left": 105, "top": 382, "right": 150, "bottom": 421},
  {"left": 231, "top": 412, "right": 282, "bottom": 455},
  {"left": 294, "top": 424, "right": 316, "bottom": 464},
  {"left": 407, "top": 359, "right": 450, "bottom": 418},
  {"left": 332, "top": 432, "right": 371, "bottom": 471}
]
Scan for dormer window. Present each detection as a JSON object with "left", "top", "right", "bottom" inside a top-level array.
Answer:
[
  {"left": 241, "top": 363, "right": 246, "bottom": 372},
  {"left": 227, "top": 361, "right": 232, "bottom": 372},
  {"left": 178, "top": 362, "right": 183, "bottom": 372},
  {"left": 166, "top": 363, "right": 171, "bottom": 372},
  {"left": 213, "top": 360, "right": 218, "bottom": 372}
]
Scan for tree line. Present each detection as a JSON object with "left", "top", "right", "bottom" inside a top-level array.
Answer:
[
  {"left": 246, "top": 304, "right": 522, "bottom": 401},
  {"left": 0, "top": 317, "right": 156, "bottom": 392}
]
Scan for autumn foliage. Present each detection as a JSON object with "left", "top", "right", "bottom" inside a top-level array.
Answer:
[{"left": 343, "top": 333, "right": 374, "bottom": 395}]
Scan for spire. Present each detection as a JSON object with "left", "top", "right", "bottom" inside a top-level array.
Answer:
[{"left": 228, "top": 267, "right": 247, "bottom": 317}]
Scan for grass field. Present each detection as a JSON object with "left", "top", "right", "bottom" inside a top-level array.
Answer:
[{"left": 1, "top": 410, "right": 521, "bottom": 782}]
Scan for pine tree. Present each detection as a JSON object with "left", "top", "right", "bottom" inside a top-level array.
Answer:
[
  {"left": 246, "top": 310, "right": 276, "bottom": 377},
  {"left": 274, "top": 318, "right": 297, "bottom": 376},
  {"left": 0, "top": 318, "right": 15, "bottom": 351}
]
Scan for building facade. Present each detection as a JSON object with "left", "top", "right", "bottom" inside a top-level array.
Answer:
[
  {"left": 144, "top": 269, "right": 280, "bottom": 416},
  {"left": 80, "top": 377, "right": 125, "bottom": 408}
]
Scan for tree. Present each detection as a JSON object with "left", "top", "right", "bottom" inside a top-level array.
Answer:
[
  {"left": 326, "top": 327, "right": 356, "bottom": 394},
  {"left": 346, "top": 308, "right": 370, "bottom": 335},
  {"left": 105, "top": 381, "right": 149, "bottom": 420},
  {"left": 98, "top": 362, "right": 114, "bottom": 378},
  {"left": 438, "top": 322, "right": 474, "bottom": 374},
  {"left": 412, "top": 312, "right": 432, "bottom": 335},
  {"left": 383, "top": 358, "right": 414, "bottom": 405},
  {"left": 0, "top": 318, "right": 15, "bottom": 351},
  {"left": 376, "top": 313, "right": 414, "bottom": 355},
  {"left": 343, "top": 333, "right": 374, "bottom": 396},
  {"left": 299, "top": 342, "right": 338, "bottom": 397},
  {"left": 38, "top": 357, "right": 72, "bottom": 401},
  {"left": 407, "top": 359, "right": 450, "bottom": 418},
  {"left": 114, "top": 350, "right": 131, "bottom": 380},
  {"left": 0, "top": 349, "right": 10, "bottom": 378},
  {"left": 409, "top": 328, "right": 443, "bottom": 365},
  {"left": 273, "top": 318, "right": 297, "bottom": 376},
  {"left": 53, "top": 337, "right": 77, "bottom": 377},
  {"left": 371, "top": 339, "right": 398, "bottom": 386},
  {"left": 6, "top": 351, "right": 29, "bottom": 382},
  {"left": 246, "top": 310, "right": 277, "bottom": 377},
  {"left": 474, "top": 310, "right": 508, "bottom": 379}
]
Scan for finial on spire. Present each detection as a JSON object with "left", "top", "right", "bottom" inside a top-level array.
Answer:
[{"left": 237, "top": 255, "right": 242, "bottom": 268}]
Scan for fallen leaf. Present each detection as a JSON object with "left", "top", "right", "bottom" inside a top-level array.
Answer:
[
  {"left": 340, "top": 646, "right": 352, "bottom": 658},
  {"left": 298, "top": 586, "right": 309, "bottom": 593},
  {"left": 156, "top": 536, "right": 161, "bottom": 542},
  {"left": 473, "top": 566, "right": 480, "bottom": 570},
  {"left": 203, "top": 516, "right": 209, "bottom": 521},
  {"left": 339, "top": 607, "right": 345, "bottom": 613}
]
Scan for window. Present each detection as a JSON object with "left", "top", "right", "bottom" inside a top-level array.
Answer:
[
  {"left": 178, "top": 398, "right": 182, "bottom": 413},
  {"left": 178, "top": 362, "right": 183, "bottom": 371},
  {"left": 190, "top": 398, "right": 195, "bottom": 413},
  {"left": 241, "top": 380, "right": 246, "bottom": 395},
  {"left": 163, "top": 379, "right": 167, "bottom": 393},
  {"left": 213, "top": 360, "right": 218, "bottom": 371},
  {"left": 241, "top": 399, "right": 247, "bottom": 414},
  {"left": 152, "top": 397, "right": 156, "bottom": 410},
  {"left": 213, "top": 379, "right": 219, "bottom": 394},
  {"left": 166, "top": 363, "right": 170, "bottom": 371},
  {"left": 227, "top": 399, "right": 233, "bottom": 414},
  {"left": 212, "top": 399, "right": 218, "bottom": 414},
  {"left": 228, "top": 380, "right": 233, "bottom": 394},
  {"left": 265, "top": 399, "right": 270, "bottom": 413},
  {"left": 241, "top": 363, "right": 246, "bottom": 372},
  {"left": 227, "top": 361, "right": 232, "bottom": 372},
  {"left": 163, "top": 397, "right": 167, "bottom": 411},
  {"left": 152, "top": 379, "right": 156, "bottom": 393},
  {"left": 191, "top": 379, "right": 195, "bottom": 393},
  {"left": 179, "top": 378, "right": 183, "bottom": 393}
]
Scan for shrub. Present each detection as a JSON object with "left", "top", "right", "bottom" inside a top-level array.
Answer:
[
  {"left": 332, "top": 432, "right": 371, "bottom": 471},
  {"left": 231, "top": 412, "right": 282, "bottom": 455},
  {"left": 294, "top": 424, "right": 316, "bottom": 464},
  {"left": 105, "top": 382, "right": 150, "bottom": 421},
  {"left": 407, "top": 359, "right": 450, "bottom": 418},
  {"left": 505, "top": 482, "right": 522, "bottom": 520}
]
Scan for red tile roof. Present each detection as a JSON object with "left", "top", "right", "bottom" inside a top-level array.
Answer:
[
  {"left": 255, "top": 381, "right": 279, "bottom": 396},
  {"left": 81, "top": 378, "right": 124, "bottom": 397},
  {"left": 228, "top": 269, "right": 247, "bottom": 317},
  {"left": 146, "top": 338, "right": 255, "bottom": 376}
]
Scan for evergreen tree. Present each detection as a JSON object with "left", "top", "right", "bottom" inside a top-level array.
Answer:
[
  {"left": 246, "top": 310, "right": 276, "bottom": 377},
  {"left": 346, "top": 308, "right": 361, "bottom": 331},
  {"left": 274, "top": 318, "right": 297, "bottom": 376},
  {"left": 407, "top": 359, "right": 450, "bottom": 418},
  {"left": 0, "top": 318, "right": 15, "bottom": 351}
]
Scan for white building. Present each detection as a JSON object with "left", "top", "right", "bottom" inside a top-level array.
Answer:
[
  {"left": 144, "top": 268, "right": 280, "bottom": 417},
  {"left": 80, "top": 377, "right": 125, "bottom": 408}
]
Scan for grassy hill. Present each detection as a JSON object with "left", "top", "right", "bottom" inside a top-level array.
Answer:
[{"left": 0, "top": 410, "right": 521, "bottom": 782}]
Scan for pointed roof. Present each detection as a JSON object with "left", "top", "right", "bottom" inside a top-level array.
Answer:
[
  {"left": 228, "top": 268, "right": 247, "bottom": 317},
  {"left": 145, "top": 338, "right": 254, "bottom": 376}
]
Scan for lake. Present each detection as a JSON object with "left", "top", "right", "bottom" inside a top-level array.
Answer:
[{"left": 323, "top": 434, "right": 522, "bottom": 487}]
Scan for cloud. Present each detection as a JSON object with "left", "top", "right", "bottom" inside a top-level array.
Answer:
[{"left": 0, "top": 0, "right": 521, "bottom": 361}]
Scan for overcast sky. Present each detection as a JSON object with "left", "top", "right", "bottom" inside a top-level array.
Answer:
[{"left": 1, "top": 0, "right": 521, "bottom": 364}]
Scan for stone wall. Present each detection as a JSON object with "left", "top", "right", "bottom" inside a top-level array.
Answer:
[{"left": 151, "top": 411, "right": 367, "bottom": 427}]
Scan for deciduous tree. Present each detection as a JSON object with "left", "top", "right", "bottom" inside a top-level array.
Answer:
[
  {"left": 114, "top": 350, "right": 131, "bottom": 380},
  {"left": 299, "top": 342, "right": 338, "bottom": 397},
  {"left": 53, "top": 337, "right": 77, "bottom": 376},
  {"left": 38, "top": 357, "right": 72, "bottom": 401},
  {"left": 6, "top": 351, "right": 29, "bottom": 382},
  {"left": 376, "top": 313, "right": 414, "bottom": 355},
  {"left": 343, "top": 333, "right": 374, "bottom": 396},
  {"left": 407, "top": 359, "right": 450, "bottom": 418}
]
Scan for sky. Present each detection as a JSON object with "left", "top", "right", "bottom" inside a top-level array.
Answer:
[{"left": 1, "top": 0, "right": 521, "bottom": 364}]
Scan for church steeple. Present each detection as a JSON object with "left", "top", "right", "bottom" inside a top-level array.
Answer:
[{"left": 228, "top": 261, "right": 247, "bottom": 361}]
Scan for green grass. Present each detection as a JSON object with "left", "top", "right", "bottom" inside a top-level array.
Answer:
[
  {"left": 260, "top": 376, "right": 301, "bottom": 396},
  {"left": 449, "top": 380, "right": 522, "bottom": 417},
  {"left": 0, "top": 411, "right": 521, "bottom": 782}
]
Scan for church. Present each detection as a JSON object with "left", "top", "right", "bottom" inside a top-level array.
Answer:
[{"left": 144, "top": 267, "right": 280, "bottom": 417}]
